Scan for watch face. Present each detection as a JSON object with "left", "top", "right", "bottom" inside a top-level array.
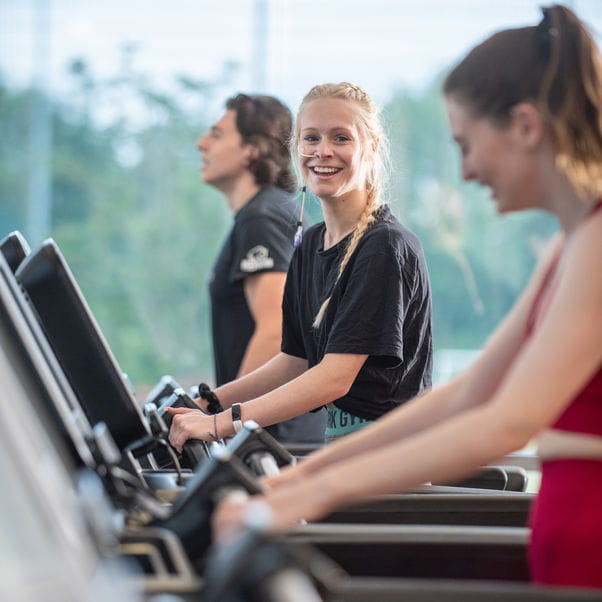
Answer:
[{"left": 231, "top": 403, "right": 243, "bottom": 432}]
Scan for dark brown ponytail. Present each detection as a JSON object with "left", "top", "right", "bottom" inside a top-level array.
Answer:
[{"left": 444, "top": 5, "right": 602, "bottom": 196}]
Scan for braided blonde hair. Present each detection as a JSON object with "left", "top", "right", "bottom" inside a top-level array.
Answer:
[{"left": 292, "top": 83, "right": 390, "bottom": 327}]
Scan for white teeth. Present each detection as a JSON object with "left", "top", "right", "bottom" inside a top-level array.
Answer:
[{"left": 313, "top": 166, "right": 339, "bottom": 174}]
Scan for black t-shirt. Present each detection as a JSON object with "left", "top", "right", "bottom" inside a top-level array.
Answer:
[
  {"left": 282, "top": 205, "right": 433, "bottom": 421},
  {"left": 209, "top": 187, "right": 326, "bottom": 443}
]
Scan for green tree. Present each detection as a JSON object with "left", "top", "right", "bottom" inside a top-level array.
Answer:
[
  {"left": 0, "top": 57, "right": 241, "bottom": 390},
  {"left": 50, "top": 57, "right": 241, "bottom": 388}
]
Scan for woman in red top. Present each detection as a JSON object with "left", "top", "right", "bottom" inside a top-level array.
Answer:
[{"left": 213, "top": 4, "right": 602, "bottom": 588}]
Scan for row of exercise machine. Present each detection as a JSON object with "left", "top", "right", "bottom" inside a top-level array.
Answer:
[{"left": 0, "top": 230, "right": 600, "bottom": 601}]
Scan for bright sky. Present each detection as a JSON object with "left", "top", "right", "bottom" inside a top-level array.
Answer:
[{"left": 0, "top": 0, "right": 600, "bottom": 119}]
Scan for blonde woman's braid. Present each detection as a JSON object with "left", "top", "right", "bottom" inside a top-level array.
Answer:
[
  {"left": 338, "top": 193, "right": 379, "bottom": 280},
  {"left": 295, "top": 82, "right": 389, "bottom": 328},
  {"left": 313, "top": 191, "right": 379, "bottom": 328}
]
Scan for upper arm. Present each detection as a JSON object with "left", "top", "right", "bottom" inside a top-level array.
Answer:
[
  {"left": 243, "top": 271, "right": 287, "bottom": 330},
  {"left": 483, "top": 217, "right": 602, "bottom": 440}
]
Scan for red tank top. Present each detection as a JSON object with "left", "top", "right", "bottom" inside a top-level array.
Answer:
[{"left": 525, "top": 200, "right": 602, "bottom": 436}]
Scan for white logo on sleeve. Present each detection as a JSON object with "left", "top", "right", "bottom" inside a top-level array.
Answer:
[{"left": 240, "top": 245, "right": 274, "bottom": 272}]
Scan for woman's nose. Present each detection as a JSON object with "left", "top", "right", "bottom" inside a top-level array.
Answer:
[{"left": 314, "top": 139, "right": 333, "bottom": 157}]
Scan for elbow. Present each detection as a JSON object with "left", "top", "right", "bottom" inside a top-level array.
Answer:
[
  {"left": 498, "top": 426, "right": 533, "bottom": 457},
  {"left": 325, "top": 371, "right": 356, "bottom": 402},
  {"left": 254, "top": 325, "right": 282, "bottom": 349},
  {"left": 317, "top": 354, "right": 368, "bottom": 402},
  {"left": 332, "top": 382, "right": 352, "bottom": 402},
  {"left": 479, "top": 406, "right": 538, "bottom": 458}
]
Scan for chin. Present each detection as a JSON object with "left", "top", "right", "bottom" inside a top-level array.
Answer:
[
  {"left": 497, "top": 199, "right": 533, "bottom": 216},
  {"left": 495, "top": 202, "right": 510, "bottom": 215},
  {"left": 309, "top": 185, "right": 334, "bottom": 199},
  {"left": 495, "top": 197, "right": 517, "bottom": 214}
]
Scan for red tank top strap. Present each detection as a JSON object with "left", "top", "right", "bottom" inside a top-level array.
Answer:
[
  {"left": 525, "top": 199, "right": 602, "bottom": 337},
  {"left": 525, "top": 243, "right": 563, "bottom": 337},
  {"left": 590, "top": 199, "right": 602, "bottom": 215}
]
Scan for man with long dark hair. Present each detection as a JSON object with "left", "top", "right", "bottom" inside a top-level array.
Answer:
[{"left": 197, "top": 93, "right": 325, "bottom": 444}]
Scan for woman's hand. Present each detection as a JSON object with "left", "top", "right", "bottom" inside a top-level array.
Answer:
[
  {"left": 260, "top": 459, "right": 307, "bottom": 490},
  {"left": 211, "top": 493, "right": 297, "bottom": 543},
  {"left": 192, "top": 396, "right": 211, "bottom": 414},
  {"left": 211, "top": 494, "right": 259, "bottom": 544},
  {"left": 165, "top": 407, "right": 217, "bottom": 451},
  {"left": 212, "top": 473, "right": 337, "bottom": 542}
]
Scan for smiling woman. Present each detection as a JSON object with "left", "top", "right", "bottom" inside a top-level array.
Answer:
[
  {"left": 166, "top": 81, "right": 433, "bottom": 448},
  {"left": 442, "top": 6, "right": 602, "bottom": 585},
  {"left": 294, "top": 85, "right": 389, "bottom": 325}
]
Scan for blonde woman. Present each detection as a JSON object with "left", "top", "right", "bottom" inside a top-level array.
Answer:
[{"left": 167, "top": 83, "right": 432, "bottom": 445}]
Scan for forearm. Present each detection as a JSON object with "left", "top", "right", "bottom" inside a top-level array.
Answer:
[
  {"left": 297, "top": 317, "right": 531, "bottom": 479},
  {"left": 232, "top": 361, "right": 348, "bottom": 428},
  {"left": 177, "top": 354, "right": 362, "bottom": 443},
  {"left": 215, "top": 355, "right": 362, "bottom": 438},
  {"left": 337, "top": 407, "right": 520, "bottom": 502},
  {"left": 286, "top": 403, "right": 527, "bottom": 523},
  {"left": 296, "top": 376, "right": 468, "bottom": 478},
  {"left": 216, "top": 352, "right": 307, "bottom": 409},
  {"left": 170, "top": 367, "right": 323, "bottom": 445}
]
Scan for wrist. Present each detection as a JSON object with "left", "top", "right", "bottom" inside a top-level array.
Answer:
[
  {"left": 297, "top": 451, "right": 325, "bottom": 478},
  {"left": 313, "top": 470, "right": 344, "bottom": 517},
  {"left": 231, "top": 402, "right": 243, "bottom": 434},
  {"left": 216, "top": 411, "right": 235, "bottom": 439},
  {"left": 198, "top": 383, "right": 223, "bottom": 415}
]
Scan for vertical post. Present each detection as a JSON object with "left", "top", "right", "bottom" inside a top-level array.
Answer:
[
  {"left": 27, "top": 0, "right": 53, "bottom": 245},
  {"left": 252, "top": 0, "right": 268, "bottom": 92}
]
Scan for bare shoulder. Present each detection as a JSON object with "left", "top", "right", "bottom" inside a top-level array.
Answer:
[
  {"left": 558, "top": 207, "right": 602, "bottom": 314},
  {"left": 564, "top": 206, "right": 602, "bottom": 268}
]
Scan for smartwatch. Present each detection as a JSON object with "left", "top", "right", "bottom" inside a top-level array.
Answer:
[{"left": 231, "top": 403, "right": 243, "bottom": 434}]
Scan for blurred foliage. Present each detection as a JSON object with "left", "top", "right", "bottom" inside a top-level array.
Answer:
[
  {"left": 0, "top": 61, "right": 557, "bottom": 390},
  {"left": 385, "top": 76, "right": 556, "bottom": 351}
]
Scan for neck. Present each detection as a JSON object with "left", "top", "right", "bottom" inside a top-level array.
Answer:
[
  {"left": 320, "top": 190, "right": 370, "bottom": 249},
  {"left": 530, "top": 147, "right": 600, "bottom": 234},
  {"left": 221, "top": 173, "right": 262, "bottom": 213},
  {"left": 556, "top": 195, "right": 598, "bottom": 235},
  {"left": 542, "top": 172, "right": 598, "bottom": 235}
]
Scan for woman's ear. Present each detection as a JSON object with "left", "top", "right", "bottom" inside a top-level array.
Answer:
[{"left": 511, "top": 102, "right": 547, "bottom": 150}]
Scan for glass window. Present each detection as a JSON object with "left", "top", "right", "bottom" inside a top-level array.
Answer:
[{"left": 0, "top": 0, "right": 599, "bottom": 391}]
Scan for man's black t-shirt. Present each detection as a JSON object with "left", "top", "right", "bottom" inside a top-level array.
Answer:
[
  {"left": 281, "top": 205, "right": 433, "bottom": 420},
  {"left": 209, "top": 187, "right": 326, "bottom": 442}
]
